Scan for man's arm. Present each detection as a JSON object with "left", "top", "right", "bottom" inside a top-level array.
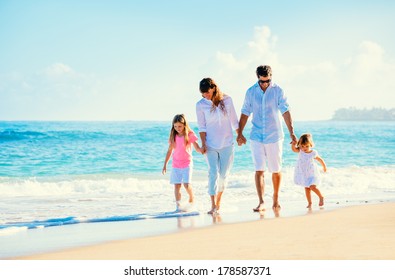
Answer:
[
  {"left": 237, "top": 114, "right": 249, "bottom": 145},
  {"left": 282, "top": 111, "right": 297, "bottom": 144}
]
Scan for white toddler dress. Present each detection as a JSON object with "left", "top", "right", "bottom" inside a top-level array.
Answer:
[{"left": 294, "top": 149, "right": 321, "bottom": 187}]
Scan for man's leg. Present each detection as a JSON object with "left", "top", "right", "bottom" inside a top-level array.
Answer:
[
  {"left": 272, "top": 172, "right": 281, "bottom": 209},
  {"left": 251, "top": 140, "right": 266, "bottom": 211},
  {"left": 254, "top": 171, "right": 265, "bottom": 211},
  {"left": 266, "top": 141, "right": 283, "bottom": 209}
]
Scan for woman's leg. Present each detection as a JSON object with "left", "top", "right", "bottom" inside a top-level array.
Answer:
[
  {"left": 205, "top": 148, "right": 219, "bottom": 195},
  {"left": 217, "top": 145, "right": 234, "bottom": 192},
  {"left": 216, "top": 145, "right": 234, "bottom": 211}
]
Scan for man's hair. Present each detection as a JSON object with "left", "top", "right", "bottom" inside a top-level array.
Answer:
[{"left": 256, "top": 65, "right": 272, "bottom": 78}]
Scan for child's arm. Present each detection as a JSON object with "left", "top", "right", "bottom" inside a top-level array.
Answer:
[
  {"left": 193, "top": 141, "right": 202, "bottom": 154},
  {"left": 315, "top": 155, "right": 327, "bottom": 172},
  {"left": 162, "top": 144, "right": 173, "bottom": 175},
  {"left": 291, "top": 142, "right": 299, "bottom": 153}
]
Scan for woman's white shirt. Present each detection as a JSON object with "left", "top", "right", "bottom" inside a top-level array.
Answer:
[{"left": 196, "top": 95, "right": 239, "bottom": 149}]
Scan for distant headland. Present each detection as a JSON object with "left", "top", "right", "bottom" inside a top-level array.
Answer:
[{"left": 331, "top": 107, "right": 395, "bottom": 121}]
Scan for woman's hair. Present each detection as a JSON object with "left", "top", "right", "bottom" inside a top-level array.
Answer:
[
  {"left": 199, "top": 77, "right": 226, "bottom": 113},
  {"left": 169, "top": 114, "right": 192, "bottom": 146},
  {"left": 297, "top": 133, "right": 315, "bottom": 148}
]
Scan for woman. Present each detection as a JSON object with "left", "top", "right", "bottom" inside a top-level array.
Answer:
[{"left": 196, "top": 78, "right": 239, "bottom": 214}]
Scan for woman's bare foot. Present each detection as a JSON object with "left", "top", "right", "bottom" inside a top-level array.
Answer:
[
  {"left": 319, "top": 197, "right": 324, "bottom": 207},
  {"left": 207, "top": 208, "right": 217, "bottom": 214},
  {"left": 306, "top": 203, "right": 312, "bottom": 209},
  {"left": 253, "top": 202, "right": 265, "bottom": 212}
]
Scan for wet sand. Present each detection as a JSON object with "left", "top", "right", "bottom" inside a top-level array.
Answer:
[{"left": 18, "top": 202, "right": 395, "bottom": 260}]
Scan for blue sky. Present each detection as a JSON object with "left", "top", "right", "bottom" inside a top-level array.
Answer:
[{"left": 1, "top": 0, "right": 394, "bottom": 121}]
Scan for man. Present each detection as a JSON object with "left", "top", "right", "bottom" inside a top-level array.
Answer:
[{"left": 237, "top": 65, "right": 297, "bottom": 211}]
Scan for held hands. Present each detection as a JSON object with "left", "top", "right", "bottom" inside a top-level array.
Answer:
[
  {"left": 196, "top": 146, "right": 206, "bottom": 155},
  {"left": 236, "top": 134, "right": 247, "bottom": 146},
  {"left": 196, "top": 146, "right": 204, "bottom": 154},
  {"left": 290, "top": 133, "right": 298, "bottom": 145},
  {"left": 200, "top": 144, "right": 207, "bottom": 154}
]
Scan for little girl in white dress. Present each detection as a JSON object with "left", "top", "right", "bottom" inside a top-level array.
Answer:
[{"left": 291, "top": 133, "right": 327, "bottom": 208}]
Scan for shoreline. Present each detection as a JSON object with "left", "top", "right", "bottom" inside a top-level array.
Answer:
[
  {"left": 15, "top": 202, "right": 395, "bottom": 260},
  {"left": 3, "top": 194, "right": 386, "bottom": 259},
  {"left": 1, "top": 197, "right": 310, "bottom": 259}
]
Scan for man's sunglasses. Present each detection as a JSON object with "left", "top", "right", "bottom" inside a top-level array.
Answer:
[{"left": 258, "top": 79, "right": 271, "bottom": 84}]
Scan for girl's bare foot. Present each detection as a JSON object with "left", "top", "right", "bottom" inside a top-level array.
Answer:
[
  {"left": 319, "top": 197, "right": 324, "bottom": 206},
  {"left": 306, "top": 203, "right": 312, "bottom": 208}
]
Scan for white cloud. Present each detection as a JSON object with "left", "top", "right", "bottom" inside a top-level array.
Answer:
[
  {"left": 215, "top": 26, "right": 280, "bottom": 74},
  {"left": 247, "top": 26, "right": 277, "bottom": 56},
  {"left": 207, "top": 26, "right": 394, "bottom": 121},
  {"left": 333, "top": 40, "right": 395, "bottom": 111},
  {"left": 215, "top": 52, "right": 246, "bottom": 71},
  {"left": 44, "top": 63, "right": 74, "bottom": 77},
  {"left": 1, "top": 27, "right": 394, "bottom": 121},
  {"left": 357, "top": 41, "right": 385, "bottom": 66},
  {"left": 313, "top": 61, "right": 337, "bottom": 74},
  {"left": 348, "top": 41, "right": 394, "bottom": 86}
]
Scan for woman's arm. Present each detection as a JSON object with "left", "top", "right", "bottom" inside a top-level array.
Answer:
[
  {"left": 227, "top": 96, "right": 240, "bottom": 131},
  {"left": 199, "top": 132, "right": 207, "bottom": 154},
  {"left": 196, "top": 102, "right": 207, "bottom": 154}
]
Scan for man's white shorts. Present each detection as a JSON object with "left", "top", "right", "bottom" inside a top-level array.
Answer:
[
  {"left": 170, "top": 166, "right": 192, "bottom": 184},
  {"left": 250, "top": 140, "right": 283, "bottom": 172}
]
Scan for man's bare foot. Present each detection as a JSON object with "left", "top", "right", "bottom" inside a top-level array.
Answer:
[
  {"left": 319, "top": 197, "right": 324, "bottom": 207},
  {"left": 253, "top": 202, "right": 265, "bottom": 212},
  {"left": 272, "top": 202, "right": 281, "bottom": 209}
]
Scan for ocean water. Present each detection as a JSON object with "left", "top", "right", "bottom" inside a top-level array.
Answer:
[{"left": 0, "top": 121, "right": 394, "bottom": 242}]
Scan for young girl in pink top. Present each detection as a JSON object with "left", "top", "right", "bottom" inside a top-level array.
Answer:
[{"left": 163, "top": 114, "right": 202, "bottom": 211}]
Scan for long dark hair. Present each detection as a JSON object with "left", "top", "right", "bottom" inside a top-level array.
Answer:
[{"left": 199, "top": 77, "right": 226, "bottom": 113}]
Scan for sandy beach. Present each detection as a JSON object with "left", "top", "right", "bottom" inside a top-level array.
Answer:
[{"left": 17, "top": 202, "right": 395, "bottom": 260}]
